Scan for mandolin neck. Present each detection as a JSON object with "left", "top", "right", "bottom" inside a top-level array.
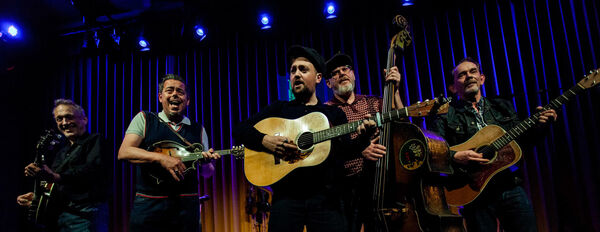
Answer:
[{"left": 180, "top": 149, "right": 232, "bottom": 162}]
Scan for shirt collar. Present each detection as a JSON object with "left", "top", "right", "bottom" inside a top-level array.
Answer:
[
  {"left": 455, "top": 97, "right": 486, "bottom": 112},
  {"left": 158, "top": 111, "right": 191, "bottom": 125}
]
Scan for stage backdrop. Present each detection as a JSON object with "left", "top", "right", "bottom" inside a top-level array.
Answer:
[{"left": 16, "top": 0, "right": 600, "bottom": 231}]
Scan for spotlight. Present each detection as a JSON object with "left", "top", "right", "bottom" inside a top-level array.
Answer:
[
  {"left": 93, "top": 31, "right": 100, "bottom": 48},
  {"left": 402, "top": 0, "right": 414, "bottom": 6},
  {"left": 138, "top": 38, "right": 150, "bottom": 51},
  {"left": 7, "top": 25, "right": 18, "bottom": 37},
  {"left": 1, "top": 23, "right": 21, "bottom": 41},
  {"left": 260, "top": 14, "right": 271, "bottom": 30},
  {"left": 111, "top": 28, "right": 120, "bottom": 46},
  {"left": 194, "top": 25, "right": 206, "bottom": 41},
  {"left": 324, "top": 2, "right": 337, "bottom": 19}
]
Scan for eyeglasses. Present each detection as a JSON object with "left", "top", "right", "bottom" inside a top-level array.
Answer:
[{"left": 329, "top": 65, "right": 352, "bottom": 79}]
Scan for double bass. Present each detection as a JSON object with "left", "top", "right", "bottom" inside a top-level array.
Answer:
[{"left": 367, "top": 15, "right": 464, "bottom": 232}]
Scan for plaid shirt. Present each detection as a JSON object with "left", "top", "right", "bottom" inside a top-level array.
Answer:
[{"left": 326, "top": 94, "right": 383, "bottom": 176}]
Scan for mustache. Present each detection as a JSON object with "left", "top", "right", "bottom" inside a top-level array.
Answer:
[
  {"left": 168, "top": 97, "right": 183, "bottom": 104},
  {"left": 60, "top": 123, "right": 75, "bottom": 130}
]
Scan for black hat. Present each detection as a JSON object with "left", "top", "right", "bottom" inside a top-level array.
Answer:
[
  {"left": 325, "top": 52, "right": 353, "bottom": 79},
  {"left": 288, "top": 45, "right": 326, "bottom": 74}
]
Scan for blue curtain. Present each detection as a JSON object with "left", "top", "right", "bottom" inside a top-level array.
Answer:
[{"left": 32, "top": 0, "right": 600, "bottom": 231}]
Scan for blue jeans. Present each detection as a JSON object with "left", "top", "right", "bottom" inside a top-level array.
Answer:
[
  {"left": 56, "top": 202, "right": 108, "bottom": 232},
  {"left": 129, "top": 195, "right": 200, "bottom": 232},
  {"left": 461, "top": 185, "right": 537, "bottom": 232},
  {"left": 268, "top": 194, "right": 347, "bottom": 232}
]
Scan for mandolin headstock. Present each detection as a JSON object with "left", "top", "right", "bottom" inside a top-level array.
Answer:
[{"left": 230, "top": 144, "right": 245, "bottom": 159}]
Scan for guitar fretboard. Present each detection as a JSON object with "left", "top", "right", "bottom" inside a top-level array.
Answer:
[
  {"left": 311, "top": 107, "right": 409, "bottom": 144},
  {"left": 488, "top": 84, "right": 584, "bottom": 151}
]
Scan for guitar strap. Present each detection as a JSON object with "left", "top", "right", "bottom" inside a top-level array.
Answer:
[{"left": 150, "top": 112, "right": 195, "bottom": 147}]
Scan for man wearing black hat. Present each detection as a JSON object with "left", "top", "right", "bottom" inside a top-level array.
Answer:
[
  {"left": 234, "top": 45, "right": 378, "bottom": 231},
  {"left": 324, "top": 52, "right": 403, "bottom": 232}
]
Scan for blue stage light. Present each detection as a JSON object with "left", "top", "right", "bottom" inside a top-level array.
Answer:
[
  {"left": 260, "top": 14, "right": 271, "bottom": 30},
  {"left": 194, "top": 25, "right": 207, "bottom": 41},
  {"left": 138, "top": 39, "right": 147, "bottom": 47},
  {"left": 138, "top": 38, "right": 150, "bottom": 51},
  {"left": 325, "top": 2, "right": 337, "bottom": 19},
  {"left": 93, "top": 31, "right": 100, "bottom": 48},
  {"left": 111, "top": 29, "right": 120, "bottom": 46},
  {"left": 402, "top": 0, "right": 414, "bottom": 6},
  {"left": 7, "top": 25, "right": 18, "bottom": 37}
]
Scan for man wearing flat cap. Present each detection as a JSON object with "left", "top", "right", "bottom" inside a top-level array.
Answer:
[
  {"left": 234, "top": 45, "right": 378, "bottom": 231},
  {"left": 324, "top": 52, "right": 404, "bottom": 232}
]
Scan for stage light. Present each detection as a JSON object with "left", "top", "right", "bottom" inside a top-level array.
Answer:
[
  {"left": 260, "top": 14, "right": 271, "bottom": 30},
  {"left": 194, "top": 25, "right": 206, "bottom": 41},
  {"left": 138, "top": 38, "right": 150, "bottom": 51},
  {"left": 111, "top": 28, "right": 120, "bottom": 45},
  {"left": 325, "top": 2, "right": 337, "bottom": 19},
  {"left": 402, "top": 0, "right": 414, "bottom": 6},
  {"left": 7, "top": 25, "right": 18, "bottom": 37},
  {"left": 93, "top": 31, "right": 100, "bottom": 48}
]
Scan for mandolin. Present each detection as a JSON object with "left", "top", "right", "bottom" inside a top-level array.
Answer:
[{"left": 148, "top": 140, "right": 244, "bottom": 184}]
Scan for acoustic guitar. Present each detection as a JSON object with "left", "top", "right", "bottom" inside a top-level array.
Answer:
[
  {"left": 244, "top": 97, "right": 450, "bottom": 186},
  {"left": 148, "top": 140, "right": 244, "bottom": 184},
  {"left": 445, "top": 68, "right": 600, "bottom": 206}
]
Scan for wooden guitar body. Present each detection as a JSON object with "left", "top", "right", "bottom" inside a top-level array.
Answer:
[
  {"left": 442, "top": 68, "right": 600, "bottom": 206},
  {"left": 445, "top": 125, "right": 522, "bottom": 206},
  {"left": 244, "top": 112, "right": 331, "bottom": 187},
  {"left": 242, "top": 98, "right": 450, "bottom": 187}
]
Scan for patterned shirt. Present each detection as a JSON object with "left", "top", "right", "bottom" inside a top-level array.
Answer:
[{"left": 326, "top": 94, "right": 383, "bottom": 176}]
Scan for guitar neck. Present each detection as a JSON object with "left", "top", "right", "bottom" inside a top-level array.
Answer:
[
  {"left": 312, "top": 107, "right": 409, "bottom": 144},
  {"left": 490, "top": 84, "right": 585, "bottom": 150}
]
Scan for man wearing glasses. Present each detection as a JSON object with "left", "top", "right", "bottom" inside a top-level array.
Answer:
[{"left": 324, "top": 52, "right": 403, "bottom": 232}]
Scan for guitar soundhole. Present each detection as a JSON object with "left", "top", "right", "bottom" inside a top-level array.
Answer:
[
  {"left": 476, "top": 145, "right": 495, "bottom": 160},
  {"left": 297, "top": 132, "right": 313, "bottom": 150}
]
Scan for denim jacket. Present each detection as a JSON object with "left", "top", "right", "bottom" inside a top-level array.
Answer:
[
  {"left": 430, "top": 97, "right": 520, "bottom": 147},
  {"left": 428, "top": 97, "right": 528, "bottom": 190}
]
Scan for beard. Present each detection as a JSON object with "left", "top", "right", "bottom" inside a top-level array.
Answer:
[
  {"left": 334, "top": 83, "right": 354, "bottom": 96},
  {"left": 292, "top": 85, "right": 312, "bottom": 101},
  {"left": 463, "top": 84, "right": 480, "bottom": 99}
]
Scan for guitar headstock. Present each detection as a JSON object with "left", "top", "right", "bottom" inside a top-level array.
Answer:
[
  {"left": 578, "top": 68, "right": 600, "bottom": 89},
  {"left": 36, "top": 129, "right": 62, "bottom": 151},
  {"left": 230, "top": 144, "right": 245, "bottom": 159},
  {"left": 405, "top": 96, "right": 451, "bottom": 117}
]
